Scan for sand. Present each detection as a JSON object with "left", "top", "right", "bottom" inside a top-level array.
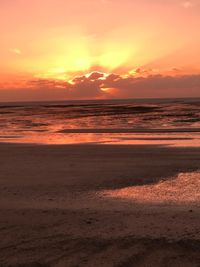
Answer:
[{"left": 0, "top": 143, "right": 200, "bottom": 267}]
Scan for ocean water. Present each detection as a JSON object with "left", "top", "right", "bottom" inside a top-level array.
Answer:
[{"left": 0, "top": 98, "right": 200, "bottom": 145}]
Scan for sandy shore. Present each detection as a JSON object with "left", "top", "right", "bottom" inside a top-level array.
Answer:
[{"left": 0, "top": 143, "right": 200, "bottom": 267}]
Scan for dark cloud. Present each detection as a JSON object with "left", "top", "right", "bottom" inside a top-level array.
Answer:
[
  {"left": 28, "top": 79, "right": 66, "bottom": 89},
  {"left": 66, "top": 73, "right": 200, "bottom": 98},
  {"left": 1, "top": 72, "right": 200, "bottom": 101},
  {"left": 66, "top": 72, "right": 105, "bottom": 98},
  {"left": 88, "top": 72, "right": 104, "bottom": 80}
]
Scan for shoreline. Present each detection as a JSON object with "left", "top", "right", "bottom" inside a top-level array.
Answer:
[{"left": 58, "top": 128, "right": 200, "bottom": 133}]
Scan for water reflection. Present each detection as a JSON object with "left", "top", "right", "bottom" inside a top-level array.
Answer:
[
  {"left": 1, "top": 100, "right": 200, "bottom": 146},
  {"left": 0, "top": 131, "right": 200, "bottom": 147}
]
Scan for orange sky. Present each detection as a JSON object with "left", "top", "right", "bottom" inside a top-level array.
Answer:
[{"left": 1, "top": 0, "right": 200, "bottom": 101}]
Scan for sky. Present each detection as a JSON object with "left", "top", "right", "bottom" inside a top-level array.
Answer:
[{"left": 0, "top": 0, "right": 200, "bottom": 101}]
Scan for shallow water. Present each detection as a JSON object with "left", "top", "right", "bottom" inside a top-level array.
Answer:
[{"left": 0, "top": 98, "right": 200, "bottom": 145}]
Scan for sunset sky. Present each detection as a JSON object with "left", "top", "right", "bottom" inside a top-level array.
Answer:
[{"left": 1, "top": 0, "right": 200, "bottom": 101}]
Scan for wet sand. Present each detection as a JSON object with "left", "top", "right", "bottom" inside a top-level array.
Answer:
[{"left": 0, "top": 143, "right": 200, "bottom": 267}]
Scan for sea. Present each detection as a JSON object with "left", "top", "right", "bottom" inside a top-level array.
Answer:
[{"left": 0, "top": 98, "right": 200, "bottom": 146}]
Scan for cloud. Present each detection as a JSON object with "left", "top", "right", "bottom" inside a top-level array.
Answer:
[
  {"left": 65, "top": 72, "right": 200, "bottom": 99},
  {"left": 87, "top": 71, "right": 105, "bottom": 80},
  {"left": 182, "top": 1, "right": 194, "bottom": 8},
  {"left": 10, "top": 48, "right": 22, "bottom": 55},
  {"left": 66, "top": 72, "right": 106, "bottom": 98},
  {"left": 1, "top": 72, "right": 200, "bottom": 101},
  {"left": 27, "top": 79, "right": 66, "bottom": 89}
]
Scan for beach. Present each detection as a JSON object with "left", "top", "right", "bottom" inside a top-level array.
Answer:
[
  {"left": 0, "top": 143, "right": 200, "bottom": 267},
  {"left": 1, "top": 0, "right": 200, "bottom": 263}
]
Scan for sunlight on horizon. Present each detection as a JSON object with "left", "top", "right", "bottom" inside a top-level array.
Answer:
[{"left": 1, "top": 0, "right": 200, "bottom": 100}]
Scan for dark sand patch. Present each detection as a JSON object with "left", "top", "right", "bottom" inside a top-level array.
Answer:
[
  {"left": 0, "top": 143, "right": 200, "bottom": 267},
  {"left": 0, "top": 208, "right": 200, "bottom": 267},
  {"left": 1, "top": 143, "right": 200, "bottom": 190}
]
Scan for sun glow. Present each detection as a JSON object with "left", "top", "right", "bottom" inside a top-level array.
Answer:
[
  {"left": 99, "top": 49, "right": 132, "bottom": 70},
  {"left": 2, "top": 22, "right": 184, "bottom": 85},
  {"left": 34, "top": 48, "right": 132, "bottom": 82},
  {"left": 1, "top": 0, "right": 200, "bottom": 100},
  {"left": 100, "top": 87, "right": 111, "bottom": 92}
]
